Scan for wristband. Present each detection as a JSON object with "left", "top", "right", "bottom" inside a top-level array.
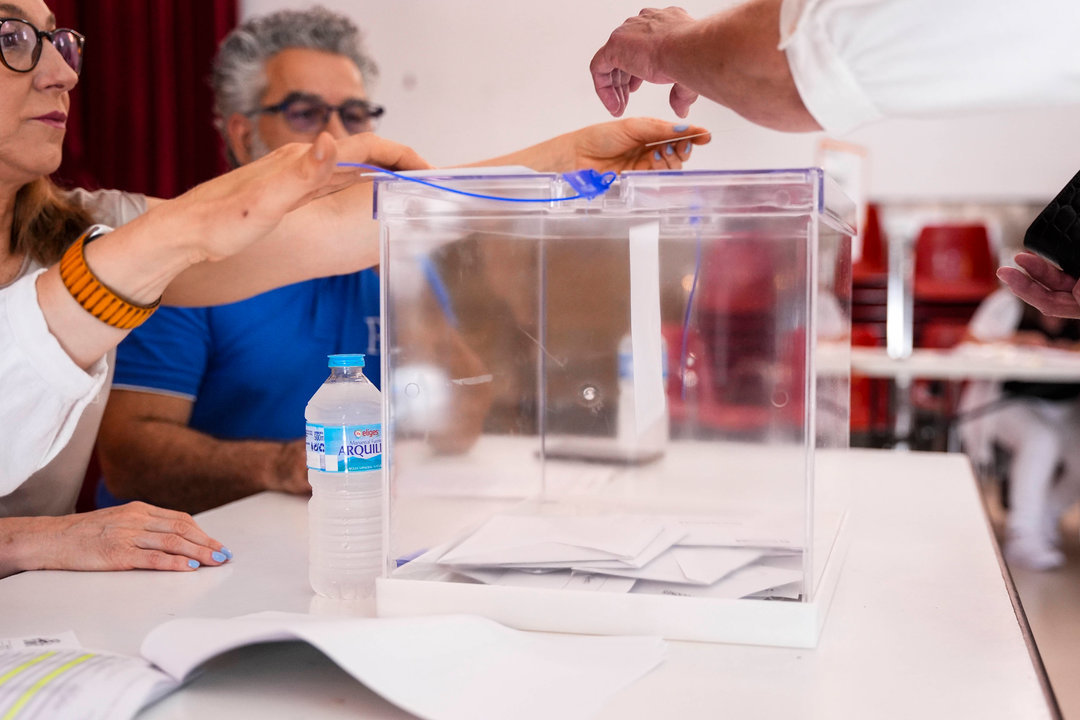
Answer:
[{"left": 58, "top": 224, "right": 161, "bottom": 330}]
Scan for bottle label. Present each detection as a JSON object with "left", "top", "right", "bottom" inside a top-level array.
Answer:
[{"left": 306, "top": 423, "right": 382, "bottom": 472}]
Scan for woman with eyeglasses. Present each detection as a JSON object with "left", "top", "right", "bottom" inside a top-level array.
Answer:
[{"left": 0, "top": 1, "right": 431, "bottom": 577}]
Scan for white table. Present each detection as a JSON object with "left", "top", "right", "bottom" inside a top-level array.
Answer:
[
  {"left": 850, "top": 344, "right": 1080, "bottom": 382},
  {"left": 0, "top": 450, "right": 1055, "bottom": 719}
]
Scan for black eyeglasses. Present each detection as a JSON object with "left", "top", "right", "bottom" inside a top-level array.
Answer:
[
  {"left": 0, "top": 18, "right": 84, "bottom": 75},
  {"left": 251, "top": 92, "right": 384, "bottom": 135}
]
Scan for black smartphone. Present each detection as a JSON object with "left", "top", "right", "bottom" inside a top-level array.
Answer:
[{"left": 1024, "top": 168, "right": 1080, "bottom": 278}]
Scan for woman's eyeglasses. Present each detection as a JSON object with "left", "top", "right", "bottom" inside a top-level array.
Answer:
[
  {"left": 0, "top": 18, "right": 84, "bottom": 75},
  {"left": 251, "top": 92, "right": 385, "bottom": 135}
]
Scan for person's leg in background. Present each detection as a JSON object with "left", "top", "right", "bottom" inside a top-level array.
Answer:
[
  {"left": 1043, "top": 401, "right": 1080, "bottom": 554},
  {"left": 995, "top": 400, "right": 1072, "bottom": 570}
]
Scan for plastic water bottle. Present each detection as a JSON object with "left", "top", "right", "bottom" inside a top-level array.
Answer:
[{"left": 304, "top": 354, "right": 383, "bottom": 599}]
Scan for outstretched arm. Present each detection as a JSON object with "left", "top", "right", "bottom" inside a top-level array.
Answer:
[
  {"left": 35, "top": 134, "right": 349, "bottom": 369},
  {"left": 161, "top": 120, "right": 712, "bottom": 307},
  {"left": 590, "top": 1, "right": 819, "bottom": 131},
  {"left": 162, "top": 133, "right": 430, "bottom": 307},
  {"left": 469, "top": 117, "right": 712, "bottom": 173}
]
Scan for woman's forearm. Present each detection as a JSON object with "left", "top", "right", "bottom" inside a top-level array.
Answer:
[
  {"left": 35, "top": 207, "right": 201, "bottom": 368},
  {"left": 162, "top": 182, "right": 380, "bottom": 307},
  {"left": 0, "top": 516, "right": 57, "bottom": 577}
]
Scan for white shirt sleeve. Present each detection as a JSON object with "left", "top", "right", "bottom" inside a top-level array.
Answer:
[
  {"left": 0, "top": 269, "right": 108, "bottom": 494},
  {"left": 779, "top": 0, "right": 1080, "bottom": 134},
  {"left": 967, "top": 287, "right": 1023, "bottom": 342}
]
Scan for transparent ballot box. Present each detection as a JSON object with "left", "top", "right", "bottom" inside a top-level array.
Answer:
[{"left": 375, "top": 168, "right": 855, "bottom": 647}]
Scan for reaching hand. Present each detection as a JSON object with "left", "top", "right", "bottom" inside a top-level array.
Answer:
[
  {"left": 159, "top": 132, "right": 429, "bottom": 267},
  {"left": 591, "top": 8, "right": 700, "bottom": 118},
  {"left": 504, "top": 118, "right": 712, "bottom": 174},
  {"left": 30, "top": 502, "right": 230, "bottom": 572},
  {"left": 336, "top": 130, "right": 432, "bottom": 173},
  {"left": 565, "top": 118, "right": 711, "bottom": 172},
  {"left": 997, "top": 252, "right": 1080, "bottom": 318},
  {"left": 147, "top": 133, "right": 346, "bottom": 266}
]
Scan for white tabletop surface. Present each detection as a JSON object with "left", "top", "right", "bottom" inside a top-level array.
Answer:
[
  {"left": 0, "top": 449, "right": 1054, "bottom": 719},
  {"left": 850, "top": 344, "right": 1080, "bottom": 382}
]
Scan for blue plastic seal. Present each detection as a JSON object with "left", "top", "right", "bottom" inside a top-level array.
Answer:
[
  {"left": 561, "top": 169, "right": 617, "bottom": 200},
  {"left": 338, "top": 162, "right": 616, "bottom": 202},
  {"left": 328, "top": 354, "right": 366, "bottom": 368}
]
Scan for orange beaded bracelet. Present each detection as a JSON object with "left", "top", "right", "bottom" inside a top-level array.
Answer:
[{"left": 58, "top": 225, "right": 161, "bottom": 330}]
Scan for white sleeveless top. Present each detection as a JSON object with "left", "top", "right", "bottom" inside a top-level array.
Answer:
[{"left": 0, "top": 188, "right": 147, "bottom": 517}]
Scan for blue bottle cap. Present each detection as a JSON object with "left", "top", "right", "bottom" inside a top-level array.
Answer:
[{"left": 328, "top": 354, "right": 366, "bottom": 368}]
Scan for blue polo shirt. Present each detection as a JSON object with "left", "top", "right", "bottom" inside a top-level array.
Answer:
[{"left": 99, "top": 270, "right": 380, "bottom": 505}]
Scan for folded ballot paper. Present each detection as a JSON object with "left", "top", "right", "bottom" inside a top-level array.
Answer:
[
  {"left": 0, "top": 612, "right": 666, "bottom": 720},
  {"left": 423, "top": 513, "right": 805, "bottom": 600}
]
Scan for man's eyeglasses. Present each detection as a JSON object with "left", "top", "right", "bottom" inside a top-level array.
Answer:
[
  {"left": 0, "top": 18, "right": 84, "bottom": 75},
  {"left": 251, "top": 92, "right": 385, "bottom": 135}
]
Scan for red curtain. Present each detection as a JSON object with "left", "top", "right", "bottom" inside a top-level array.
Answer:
[{"left": 52, "top": 0, "right": 238, "bottom": 199}]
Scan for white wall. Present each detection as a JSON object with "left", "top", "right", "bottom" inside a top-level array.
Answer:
[{"left": 242, "top": 0, "right": 1080, "bottom": 202}]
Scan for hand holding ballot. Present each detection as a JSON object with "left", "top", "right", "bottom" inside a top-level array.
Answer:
[{"left": 469, "top": 118, "right": 711, "bottom": 174}]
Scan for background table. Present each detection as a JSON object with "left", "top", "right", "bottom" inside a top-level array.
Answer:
[
  {"left": 850, "top": 344, "right": 1080, "bottom": 382},
  {"left": 850, "top": 345, "right": 1080, "bottom": 450},
  {"left": 0, "top": 449, "right": 1057, "bottom": 719}
]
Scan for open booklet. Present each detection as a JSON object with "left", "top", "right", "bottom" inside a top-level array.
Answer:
[{"left": 0, "top": 611, "right": 666, "bottom": 720}]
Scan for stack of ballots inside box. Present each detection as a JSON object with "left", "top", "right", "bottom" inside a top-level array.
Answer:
[{"left": 411, "top": 512, "right": 807, "bottom": 600}]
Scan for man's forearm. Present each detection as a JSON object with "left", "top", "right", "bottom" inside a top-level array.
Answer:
[
  {"left": 662, "top": 0, "right": 819, "bottom": 131},
  {"left": 99, "top": 421, "right": 305, "bottom": 514}
]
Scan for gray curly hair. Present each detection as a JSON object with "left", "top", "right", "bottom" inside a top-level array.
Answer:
[{"left": 212, "top": 6, "right": 378, "bottom": 165}]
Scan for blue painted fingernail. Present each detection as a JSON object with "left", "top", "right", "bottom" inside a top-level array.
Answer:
[
  {"left": 212, "top": 551, "right": 227, "bottom": 563},
  {"left": 220, "top": 546, "right": 233, "bottom": 560},
  {"left": 665, "top": 144, "right": 675, "bottom": 155},
  {"left": 673, "top": 124, "right": 689, "bottom": 132},
  {"left": 653, "top": 150, "right": 661, "bottom": 161},
  {"left": 188, "top": 559, "right": 200, "bottom": 569},
  {"left": 684, "top": 141, "right": 692, "bottom": 153}
]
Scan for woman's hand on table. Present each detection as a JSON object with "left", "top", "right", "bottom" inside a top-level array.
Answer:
[
  {"left": 0, "top": 502, "right": 231, "bottom": 577},
  {"left": 998, "top": 252, "right": 1080, "bottom": 319}
]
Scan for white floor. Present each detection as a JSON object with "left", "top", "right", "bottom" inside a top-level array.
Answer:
[{"left": 984, "top": 482, "right": 1080, "bottom": 719}]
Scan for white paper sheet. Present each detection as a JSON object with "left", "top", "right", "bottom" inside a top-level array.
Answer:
[
  {"left": 628, "top": 221, "right": 666, "bottom": 435},
  {"left": 0, "top": 647, "right": 176, "bottom": 720},
  {"left": 143, "top": 612, "right": 666, "bottom": 720},
  {"left": 0, "top": 631, "right": 80, "bottom": 652}
]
